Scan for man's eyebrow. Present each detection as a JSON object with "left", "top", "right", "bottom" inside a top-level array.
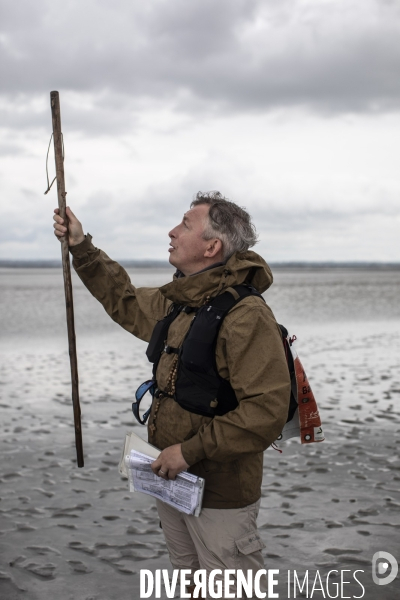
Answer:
[{"left": 183, "top": 214, "right": 190, "bottom": 223}]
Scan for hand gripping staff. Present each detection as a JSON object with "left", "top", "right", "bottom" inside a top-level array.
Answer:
[{"left": 49, "top": 91, "right": 84, "bottom": 467}]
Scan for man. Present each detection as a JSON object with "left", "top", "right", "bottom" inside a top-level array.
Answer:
[{"left": 53, "top": 191, "right": 291, "bottom": 598}]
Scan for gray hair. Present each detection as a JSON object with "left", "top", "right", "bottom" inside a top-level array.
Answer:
[{"left": 191, "top": 191, "right": 258, "bottom": 260}]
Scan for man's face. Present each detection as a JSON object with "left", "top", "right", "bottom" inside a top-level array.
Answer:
[{"left": 168, "top": 204, "right": 213, "bottom": 276}]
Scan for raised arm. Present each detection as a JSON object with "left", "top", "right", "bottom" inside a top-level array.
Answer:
[{"left": 53, "top": 207, "right": 170, "bottom": 342}]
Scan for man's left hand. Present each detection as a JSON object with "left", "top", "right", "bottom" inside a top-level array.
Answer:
[{"left": 151, "top": 444, "right": 189, "bottom": 480}]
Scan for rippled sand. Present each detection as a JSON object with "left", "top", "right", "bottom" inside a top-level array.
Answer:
[
  {"left": 1, "top": 323, "right": 399, "bottom": 599},
  {"left": 1, "top": 268, "right": 399, "bottom": 599}
]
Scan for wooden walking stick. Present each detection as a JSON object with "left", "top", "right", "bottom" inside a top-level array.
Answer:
[{"left": 49, "top": 90, "right": 84, "bottom": 467}]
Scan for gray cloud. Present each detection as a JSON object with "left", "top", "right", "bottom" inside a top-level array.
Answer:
[{"left": 1, "top": 0, "right": 400, "bottom": 134}]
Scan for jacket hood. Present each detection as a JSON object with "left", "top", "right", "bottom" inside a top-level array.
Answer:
[{"left": 159, "top": 250, "right": 273, "bottom": 307}]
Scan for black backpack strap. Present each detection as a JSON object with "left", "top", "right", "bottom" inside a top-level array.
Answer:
[
  {"left": 146, "top": 304, "right": 181, "bottom": 364},
  {"left": 209, "top": 283, "right": 264, "bottom": 313},
  {"left": 277, "top": 324, "right": 297, "bottom": 423},
  {"left": 223, "top": 286, "right": 241, "bottom": 301}
]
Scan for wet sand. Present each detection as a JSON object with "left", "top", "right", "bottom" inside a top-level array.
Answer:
[{"left": 1, "top": 322, "right": 399, "bottom": 599}]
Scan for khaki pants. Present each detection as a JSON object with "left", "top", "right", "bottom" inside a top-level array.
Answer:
[{"left": 156, "top": 498, "right": 267, "bottom": 599}]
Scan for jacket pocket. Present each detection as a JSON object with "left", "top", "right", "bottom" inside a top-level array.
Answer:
[{"left": 235, "top": 531, "right": 266, "bottom": 555}]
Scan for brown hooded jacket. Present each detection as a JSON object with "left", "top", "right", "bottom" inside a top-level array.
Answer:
[{"left": 70, "top": 236, "right": 291, "bottom": 508}]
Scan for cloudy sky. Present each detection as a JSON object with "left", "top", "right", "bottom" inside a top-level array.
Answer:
[{"left": 1, "top": 0, "right": 399, "bottom": 262}]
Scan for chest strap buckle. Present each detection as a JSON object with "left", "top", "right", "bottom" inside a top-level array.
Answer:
[{"left": 164, "top": 344, "right": 179, "bottom": 355}]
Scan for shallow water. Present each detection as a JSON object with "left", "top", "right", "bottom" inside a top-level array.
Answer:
[{"left": 1, "top": 266, "right": 399, "bottom": 342}]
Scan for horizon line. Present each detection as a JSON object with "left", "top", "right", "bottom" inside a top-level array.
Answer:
[{"left": 1, "top": 259, "right": 400, "bottom": 269}]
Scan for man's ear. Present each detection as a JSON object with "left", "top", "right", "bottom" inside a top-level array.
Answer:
[{"left": 204, "top": 238, "right": 223, "bottom": 259}]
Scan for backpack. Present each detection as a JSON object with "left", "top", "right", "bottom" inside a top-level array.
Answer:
[{"left": 133, "top": 284, "right": 324, "bottom": 445}]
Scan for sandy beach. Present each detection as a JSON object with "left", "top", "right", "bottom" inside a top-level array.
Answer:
[{"left": 1, "top": 266, "right": 399, "bottom": 599}]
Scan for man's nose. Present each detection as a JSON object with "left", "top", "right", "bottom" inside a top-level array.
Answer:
[{"left": 169, "top": 226, "right": 177, "bottom": 238}]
